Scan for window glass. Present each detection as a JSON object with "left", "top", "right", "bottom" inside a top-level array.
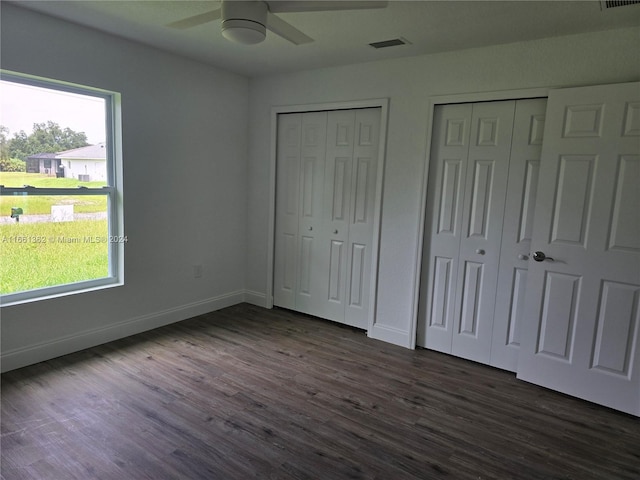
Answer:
[{"left": 0, "top": 72, "right": 122, "bottom": 303}]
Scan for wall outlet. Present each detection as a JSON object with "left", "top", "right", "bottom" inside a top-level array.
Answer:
[{"left": 193, "top": 264, "right": 203, "bottom": 278}]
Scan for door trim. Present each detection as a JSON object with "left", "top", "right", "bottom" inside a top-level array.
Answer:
[
  {"left": 411, "top": 88, "right": 550, "bottom": 348},
  {"left": 266, "top": 98, "right": 389, "bottom": 336}
]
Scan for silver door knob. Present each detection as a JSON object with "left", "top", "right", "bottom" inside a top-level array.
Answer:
[
  {"left": 308, "top": 226, "right": 313, "bottom": 231},
  {"left": 532, "top": 251, "right": 554, "bottom": 262},
  {"left": 518, "top": 254, "right": 529, "bottom": 260},
  {"left": 475, "top": 249, "right": 485, "bottom": 255},
  {"left": 333, "top": 229, "right": 338, "bottom": 234}
]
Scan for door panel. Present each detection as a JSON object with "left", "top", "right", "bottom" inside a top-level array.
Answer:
[
  {"left": 320, "top": 110, "right": 355, "bottom": 322},
  {"left": 609, "top": 155, "right": 640, "bottom": 252},
  {"left": 274, "top": 114, "right": 302, "bottom": 309},
  {"left": 517, "top": 82, "right": 640, "bottom": 416},
  {"left": 451, "top": 101, "right": 515, "bottom": 364},
  {"left": 328, "top": 239, "right": 345, "bottom": 302},
  {"left": 345, "top": 109, "right": 380, "bottom": 328},
  {"left": 295, "top": 112, "right": 328, "bottom": 315},
  {"left": 418, "top": 103, "right": 472, "bottom": 350},
  {"left": 491, "top": 98, "right": 547, "bottom": 371},
  {"left": 591, "top": 281, "right": 639, "bottom": 376},
  {"left": 550, "top": 155, "right": 595, "bottom": 246}
]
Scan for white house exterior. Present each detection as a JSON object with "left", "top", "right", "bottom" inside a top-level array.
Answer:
[{"left": 56, "top": 143, "right": 106, "bottom": 182}]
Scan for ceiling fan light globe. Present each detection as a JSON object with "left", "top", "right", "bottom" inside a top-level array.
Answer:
[{"left": 222, "top": 19, "right": 266, "bottom": 44}]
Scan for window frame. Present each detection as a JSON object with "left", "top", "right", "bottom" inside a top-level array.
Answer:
[{"left": 0, "top": 70, "right": 124, "bottom": 306}]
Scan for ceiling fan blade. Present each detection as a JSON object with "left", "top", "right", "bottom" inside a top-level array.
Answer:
[
  {"left": 266, "top": 12, "right": 314, "bottom": 45},
  {"left": 268, "top": 1, "right": 388, "bottom": 14},
  {"left": 166, "top": 9, "right": 222, "bottom": 29}
]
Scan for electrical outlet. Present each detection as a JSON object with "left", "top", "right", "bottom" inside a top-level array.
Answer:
[{"left": 193, "top": 264, "right": 203, "bottom": 278}]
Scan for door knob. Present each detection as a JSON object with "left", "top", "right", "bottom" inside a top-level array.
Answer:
[
  {"left": 532, "top": 251, "right": 554, "bottom": 262},
  {"left": 475, "top": 249, "right": 485, "bottom": 255},
  {"left": 333, "top": 229, "right": 339, "bottom": 234},
  {"left": 518, "top": 254, "right": 529, "bottom": 261},
  {"left": 308, "top": 226, "right": 313, "bottom": 231}
]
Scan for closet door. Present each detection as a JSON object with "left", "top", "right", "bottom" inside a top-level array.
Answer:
[
  {"left": 274, "top": 108, "right": 381, "bottom": 328},
  {"left": 273, "top": 113, "right": 302, "bottom": 309},
  {"left": 450, "top": 101, "right": 515, "bottom": 364},
  {"left": 273, "top": 112, "right": 327, "bottom": 315},
  {"left": 517, "top": 82, "right": 640, "bottom": 416},
  {"left": 344, "top": 108, "right": 381, "bottom": 328},
  {"left": 418, "top": 101, "right": 515, "bottom": 364},
  {"left": 418, "top": 103, "right": 472, "bottom": 352},
  {"left": 419, "top": 100, "right": 545, "bottom": 368},
  {"left": 295, "top": 112, "right": 328, "bottom": 316},
  {"left": 491, "top": 98, "right": 547, "bottom": 371},
  {"left": 320, "top": 110, "right": 355, "bottom": 322}
]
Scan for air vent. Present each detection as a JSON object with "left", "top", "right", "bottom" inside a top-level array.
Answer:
[
  {"left": 369, "top": 38, "right": 409, "bottom": 49},
  {"left": 600, "top": 0, "right": 640, "bottom": 9}
]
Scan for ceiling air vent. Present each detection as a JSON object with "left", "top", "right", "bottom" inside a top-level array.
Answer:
[
  {"left": 600, "top": 0, "right": 640, "bottom": 9},
  {"left": 369, "top": 38, "right": 410, "bottom": 49}
]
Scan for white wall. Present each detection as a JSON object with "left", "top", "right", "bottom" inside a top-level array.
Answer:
[
  {"left": 2, "top": 3, "right": 638, "bottom": 370},
  {"left": 246, "top": 27, "right": 640, "bottom": 347},
  {"left": 0, "top": 4, "right": 249, "bottom": 371}
]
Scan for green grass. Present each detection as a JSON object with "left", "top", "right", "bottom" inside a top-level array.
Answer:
[
  {"left": 0, "top": 172, "right": 107, "bottom": 216},
  {"left": 0, "top": 219, "right": 109, "bottom": 295},
  {"left": 0, "top": 171, "right": 106, "bottom": 188}
]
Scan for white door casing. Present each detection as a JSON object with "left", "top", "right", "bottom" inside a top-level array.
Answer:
[{"left": 517, "top": 82, "right": 640, "bottom": 416}]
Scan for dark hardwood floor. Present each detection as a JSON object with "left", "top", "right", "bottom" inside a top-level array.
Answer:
[{"left": 1, "top": 303, "right": 638, "bottom": 480}]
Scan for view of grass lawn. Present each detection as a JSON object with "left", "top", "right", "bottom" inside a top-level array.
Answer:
[
  {"left": 0, "top": 219, "right": 109, "bottom": 295},
  {"left": 1, "top": 173, "right": 111, "bottom": 296},
  {"left": 0, "top": 172, "right": 107, "bottom": 216}
]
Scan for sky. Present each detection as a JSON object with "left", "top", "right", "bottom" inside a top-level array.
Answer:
[{"left": 0, "top": 80, "right": 106, "bottom": 144}]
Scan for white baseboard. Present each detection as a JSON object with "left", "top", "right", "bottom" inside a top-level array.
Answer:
[
  {"left": 244, "top": 290, "right": 268, "bottom": 307},
  {"left": 368, "top": 323, "right": 414, "bottom": 349},
  {"left": 1, "top": 290, "right": 246, "bottom": 373}
]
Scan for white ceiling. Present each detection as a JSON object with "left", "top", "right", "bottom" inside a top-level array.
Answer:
[{"left": 12, "top": 0, "right": 640, "bottom": 77}]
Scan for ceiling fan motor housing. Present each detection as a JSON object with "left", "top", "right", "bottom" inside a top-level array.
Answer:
[{"left": 222, "top": 1, "right": 268, "bottom": 44}]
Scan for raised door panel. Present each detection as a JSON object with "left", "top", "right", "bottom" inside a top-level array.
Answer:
[
  {"left": 417, "top": 103, "right": 472, "bottom": 351},
  {"left": 608, "top": 155, "right": 640, "bottom": 252},
  {"left": 451, "top": 101, "right": 515, "bottom": 364},
  {"left": 345, "top": 108, "right": 380, "bottom": 328},
  {"left": 295, "top": 112, "right": 328, "bottom": 315},
  {"left": 491, "top": 98, "right": 547, "bottom": 371},
  {"left": 517, "top": 82, "right": 640, "bottom": 416},
  {"left": 274, "top": 114, "right": 302, "bottom": 309},
  {"left": 319, "top": 110, "right": 356, "bottom": 322}
]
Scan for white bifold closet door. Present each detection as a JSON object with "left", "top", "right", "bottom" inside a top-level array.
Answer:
[
  {"left": 417, "top": 98, "right": 546, "bottom": 371},
  {"left": 273, "top": 108, "right": 380, "bottom": 329}
]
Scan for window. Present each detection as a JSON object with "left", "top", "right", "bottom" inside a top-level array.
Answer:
[{"left": 0, "top": 71, "right": 123, "bottom": 305}]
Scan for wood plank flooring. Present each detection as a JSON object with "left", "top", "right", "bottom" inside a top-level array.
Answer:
[{"left": 2, "top": 303, "right": 639, "bottom": 479}]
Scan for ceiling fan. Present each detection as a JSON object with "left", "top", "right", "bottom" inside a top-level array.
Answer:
[{"left": 167, "top": 0, "right": 388, "bottom": 45}]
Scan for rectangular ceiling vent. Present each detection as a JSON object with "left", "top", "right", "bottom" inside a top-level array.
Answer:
[
  {"left": 369, "top": 38, "right": 409, "bottom": 49},
  {"left": 600, "top": 0, "right": 640, "bottom": 9}
]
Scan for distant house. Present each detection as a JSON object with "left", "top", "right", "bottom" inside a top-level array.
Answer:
[
  {"left": 56, "top": 143, "right": 107, "bottom": 182},
  {"left": 26, "top": 143, "right": 107, "bottom": 181},
  {"left": 25, "top": 152, "right": 59, "bottom": 175}
]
